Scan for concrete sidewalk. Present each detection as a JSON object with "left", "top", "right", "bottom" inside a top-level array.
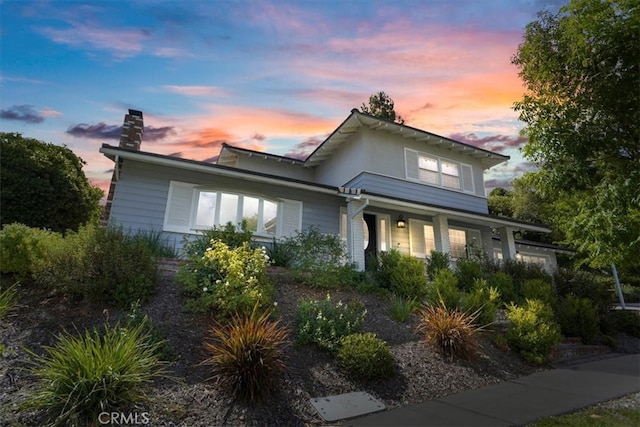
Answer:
[{"left": 345, "top": 353, "right": 640, "bottom": 426}]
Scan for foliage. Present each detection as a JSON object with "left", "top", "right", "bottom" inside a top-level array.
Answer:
[
  {"left": 203, "top": 305, "right": 289, "bottom": 401},
  {"left": 602, "top": 310, "right": 640, "bottom": 338},
  {"left": 125, "top": 300, "right": 175, "bottom": 361},
  {"left": 487, "top": 188, "right": 514, "bottom": 218},
  {"left": 359, "top": 91, "right": 404, "bottom": 124},
  {"left": 512, "top": 0, "right": 640, "bottom": 268},
  {"left": 337, "top": 333, "right": 394, "bottom": 380},
  {"left": 372, "top": 250, "right": 427, "bottom": 298},
  {"left": 178, "top": 240, "right": 272, "bottom": 317},
  {"left": 0, "top": 283, "right": 18, "bottom": 318},
  {"left": 0, "top": 223, "right": 62, "bottom": 276},
  {"left": 387, "top": 294, "right": 419, "bottom": 323},
  {"left": 426, "top": 269, "right": 460, "bottom": 310},
  {"left": 521, "top": 279, "right": 556, "bottom": 306},
  {"left": 296, "top": 294, "right": 367, "bottom": 352},
  {"left": 505, "top": 299, "right": 562, "bottom": 365},
  {"left": 426, "top": 250, "right": 450, "bottom": 280},
  {"left": 132, "top": 228, "right": 177, "bottom": 258},
  {"left": 556, "top": 296, "right": 600, "bottom": 344},
  {"left": 461, "top": 279, "right": 501, "bottom": 327},
  {"left": 26, "top": 322, "right": 168, "bottom": 426},
  {"left": 416, "top": 303, "right": 483, "bottom": 361},
  {"left": 501, "top": 259, "right": 551, "bottom": 298},
  {"left": 182, "top": 222, "right": 253, "bottom": 261},
  {"left": 455, "top": 259, "right": 483, "bottom": 292},
  {"left": 553, "top": 268, "right": 613, "bottom": 316},
  {"left": 0, "top": 132, "right": 103, "bottom": 233},
  {"left": 488, "top": 271, "right": 516, "bottom": 304},
  {"left": 531, "top": 404, "right": 640, "bottom": 427},
  {"left": 266, "top": 238, "right": 295, "bottom": 267}
]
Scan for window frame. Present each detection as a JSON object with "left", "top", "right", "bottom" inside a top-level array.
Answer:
[{"left": 405, "top": 148, "right": 475, "bottom": 194}]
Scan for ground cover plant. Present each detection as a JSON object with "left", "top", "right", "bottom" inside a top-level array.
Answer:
[{"left": 337, "top": 333, "right": 394, "bottom": 380}]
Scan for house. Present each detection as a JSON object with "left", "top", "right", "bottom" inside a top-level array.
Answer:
[{"left": 100, "top": 109, "right": 570, "bottom": 271}]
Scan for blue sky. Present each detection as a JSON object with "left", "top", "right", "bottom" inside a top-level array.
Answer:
[{"left": 0, "top": 0, "right": 566, "bottom": 194}]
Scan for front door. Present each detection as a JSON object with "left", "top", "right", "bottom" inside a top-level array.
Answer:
[{"left": 364, "top": 213, "right": 377, "bottom": 269}]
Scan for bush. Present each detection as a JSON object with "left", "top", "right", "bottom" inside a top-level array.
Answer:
[
  {"left": 488, "top": 271, "right": 516, "bottom": 304},
  {"left": 374, "top": 250, "right": 427, "bottom": 298},
  {"left": 0, "top": 223, "right": 62, "bottom": 276},
  {"left": 521, "top": 279, "right": 556, "bottom": 306},
  {"left": 502, "top": 259, "right": 551, "bottom": 296},
  {"left": 266, "top": 238, "right": 295, "bottom": 267},
  {"left": 505, "top": 299, "right": 562, "bottom": 365},
  {"left": 426, "top": 251, "right": 450, "bottom": 280},
  {"left": 461, "top": 279, "right": 501, "bottom": 327},
  {"left": 455, "top": 259, "right": 483, "bottom": 292},
  {"left": 26, "top": 322, "right": 168, "bottom": 426},
  {"left": 553, "top": 268, "right": 613, "bottom": 316},
  {"left": 416, "top": 304, "right": 482, "bottom": 361},
  {"left": 203, "top": 305, "right": 289, "bottom": 401},
  {"left": 557, "top": 296, "right": 600, "bottom": 344},
  {"left": 388, "top": 294, "right": 419, "bottom": 323},
  {"left": 132, "top": 228, "right": 177, "bottom": 258},
  {"left": 602, "top": 310, "right": 640, "bottom": 338},
  {"left": 296, "top": 294, "right": 367, "bottom": 352},
  {"left": 178, "top": 240, "right": 272, "bottom": 317},
  {"left": 426, "top": 269, "right": 460, "bottom": 310},
  {"left": 0, "top": 283, "right": 18, "bottom": 318},
  {"left": 337, "top": 333, "right": 394, "bottom": 380}
]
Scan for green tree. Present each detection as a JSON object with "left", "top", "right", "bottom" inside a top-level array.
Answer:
[
  {"left": 487, "top": 188, "right": 514, "bottom": 218},
  {"left": 512, "top": 0, "right": 640, "bottom": 268},
  {"left": 360, "top": 91, "right": 405, "bottom": 124},
  {"left": 0, "top": 132, "right": 103, "bottom": 232}
]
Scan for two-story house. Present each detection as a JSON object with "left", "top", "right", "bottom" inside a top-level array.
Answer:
[{"left": 100, "top": 109, "right": 569, "bottom": 270}]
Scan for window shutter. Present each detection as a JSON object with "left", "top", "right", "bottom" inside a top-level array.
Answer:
[
  {"left": 405, "top": 149, "right": 420, "bottom": 180},
  {"left": 278, "top": 199, "right": 302, "bottom": 238},
  {"left": 163, "top": 181, "right": 195, "bottom": 233},
  {"left": 461, "top": 164, "right": 474, "bottom": 193},
  {"left": 409, "top": 219, "right": 426, "bottom": 258}
]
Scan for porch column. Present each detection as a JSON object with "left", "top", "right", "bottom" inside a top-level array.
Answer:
[
  {"left": 433, "top": 215, "right": 450, "bottom": 255},
  {"left": 346, "top": 199, "right": 367, "bottom": 271},
  {"left": 499, "top": 227, "right": 517, "bottom": 261}
]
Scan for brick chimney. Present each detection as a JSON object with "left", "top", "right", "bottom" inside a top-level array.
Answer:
[{"left": 101, "top": 109, "right": 144, "bottom": 225}]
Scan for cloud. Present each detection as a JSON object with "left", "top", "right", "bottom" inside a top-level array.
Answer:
[
  {"left": 66, "top": 122, "right": 175, "bottom": 141},
  {"left": 161, "top": 85, "right": 227, "bottom": 97},
  {"left": 283, "top": 136, "right": 324, "bottom": 160},
  {"left": 484, "top": 178, "right": 515, "bottom": 190},
  {"left": 448, "top": 132, "right": 527, "bottom": 153},
  {"left": 0, "top": 105, "right": 45, "bottom": 123},
  {"left": 40, "top": 107, "right": 63, "bottom": 117}
]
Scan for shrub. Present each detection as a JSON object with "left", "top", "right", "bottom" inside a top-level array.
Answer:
[
  {"left": 179, "top": 240, "right": 272, "bottom": 317},
  {"left": 296, "top": 294, "right": 367, "bottom": 352},
  {"left": 26, "top": 322, "right": 168, "bottom": 426},
  {"left": 132, "top": 228, "right": 177, "bottom": 258},
  {"left": 505, "top": 299, "right": 562, "bottom": 365},
  {"left": 461, "top": 279, "right": 501, "bottom": 327},
  {"left": 602, "top": 310, "right": 640, "bottom": 338},
  {"left": 553, "top": 268, "right": 613, "bottom": 316},
  {"left": 521, "top": 279, "right": 556, "bottom": 306},
  {"left": 0, "top": 223, "right": 62, "bottom": 276},
  {"left": 0, "top": 283, "right": 18, "bottom": 318},
  {"left": 426, "top": 269, "right": 460, "bottom": 310},
  {"left": 266, "top": 238, "right": 295, "bottom": 267},
  {"left": 426, "top": 250, "right": 450, "bottom": 280},
  {"left": 488, "top": 271, "right": 516, "bottom": 304},
  {"left": 557, "top": 296, "right": 600, "bottom": 344},
  {"left": 416, "top": 303, "right": 482, "bottom": 361},
  {"left": 374, "top": 250, "right": 427, "bottom": 298},
  {"left": 388, "top": 294, "right": 419, "bottom": 323},
  {"left": 182, "top": 222, "right": 253, "bottom": 261},
  {"left": 502, "top": 259, "right": 551, "bottom": 296},
  {"left": 203, "top": 305, "right": 289, "bottom": 401},
  {"left": 455, "top": 259, "right": 483, "bottom": 292},
  {"left": 337, "top": 333, "right": 394, "bottom": 380}
]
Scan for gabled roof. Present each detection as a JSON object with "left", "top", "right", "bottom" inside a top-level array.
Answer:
[
  {"left": 304, "top": 109, "right": 510, "bottom": 169},
  {"left": 217, "top": 143, "right": 305, "bottom": 166}
]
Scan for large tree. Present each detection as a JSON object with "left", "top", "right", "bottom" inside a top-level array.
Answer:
[
  {"left": 360, "top": 91, "right": 405, "bottom": 124},
  {"left": 0, "top": 132, "right": 103, "bottom": 232},
  {"left": 512, "top": 0, "right": 640, "bottom": 268}
]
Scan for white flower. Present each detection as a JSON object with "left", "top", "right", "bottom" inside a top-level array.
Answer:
[
  {"left": 273, "top": 301, "right": 278, "bottom": 307},
  {"left": 203, "top": 287, "right": 208, "bottom": 292}
]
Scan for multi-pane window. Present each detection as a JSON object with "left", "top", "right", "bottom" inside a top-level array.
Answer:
[
  {"left": 448, "top": 229, "right": 467, "bottom": 259},
  {"left": 424, "top": 225, "right": 436, "bottom": 254},
  {"left": 406, "top": 149, "right": 474, "bottom": 193},
  {"left": 441, "top": 160, "right": 461, "bottom": 190},
  {"left": 418, "top": 156, "right": 439, "bottom": 185}
]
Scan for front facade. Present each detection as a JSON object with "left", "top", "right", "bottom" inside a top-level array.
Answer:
[{"left": 101, "top": 109, "right": 565, "bottom": 270}]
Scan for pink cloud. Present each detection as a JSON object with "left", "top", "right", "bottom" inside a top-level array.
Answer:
[
  {"left": 40, "top": 107, "right": 62, "bottom": 117},
  {"left": 161, "top": 85, "right": 228, "bottom": 97}
]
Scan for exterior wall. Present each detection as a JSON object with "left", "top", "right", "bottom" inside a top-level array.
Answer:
[
  {"left": 345, "top": 172, "right": 489, "bottom": 214},
  {"left": 313, "top": 131, "right": 366, "bottom": 186},
  {"left": 234, "top": 154, "right": 315, "bottom": 181},
  {"left": 109, "top": 159, "right": 343, "bottom": 253}
]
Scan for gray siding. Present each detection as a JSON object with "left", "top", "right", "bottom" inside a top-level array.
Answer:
[
  {"left": 235, "top": 155, "right": 315, "bottom": 181},
  {"left": 346, "top": 172, "right": 489, "bottom": 214}
]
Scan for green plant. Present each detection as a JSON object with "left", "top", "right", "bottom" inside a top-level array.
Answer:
[
  {"left": 125, "top": 300, "right": 175, "bottom": 361},
  {"left": 179, "top": 240, "right": 272, "bottom": 316},
  {"left": 505, "top": 299, "right": 562, "bottom": 365},
  {"left": 296, "top": 294, "right": 367, "bottom": 352},
  {"left": 337, "top": 333, "right": 394, "bottom": 380},
  {"left": 521, "top": 279, "right": 556, "bottom": 306},
  {"left": 416, "top": 303, "right": 483, "bottom": 361},
  {"left": 455, "top": 259, "right": 483, "bottom": 292},
  {"left": 388, "top": 294, "right": 419, "bottom": 323},
  {"left": 426, "top": 269, "right": 461, "bottom": 310},
  {"left": 132, "top": 228, "right": 177, "bottom": 258},
  {"left": 182, "top": 221, "right": 253, "bottom": 261},
  {"left": 266, "top": 238, "right": 295, "bottom": 267},
  {"left": 426, "top": 250, "right": 450, "bottom": 280},
  {"left": 488, "top": 271, "right": 516, "bottom": 304},
  {"left": 553, "top": 268, "right": 613, "bottom": 316},
  {"left": 502, "top": 259, "right": 551, "bottom": 296},
  {"left": 203, "top": 304, "right": 289, "bottom": 401},
  {"left": 26, "top": 322, "right": 168, "bottom": 426},
  {"left": 0, "top": 282, "right": 18, "bottom": 318},
  {"left": 373, "top": 250, "right": 427, "bottom": 298},
  {"left": 0, "top": 223, "right": 62, "bottom": 276},
  {"left": 461, "top": 279, "right": 501, "bottom": 327},
  {"left": 557, "top": 296, "right": 600, "bottom": 344},
  {"left": 602, "top": 310, "right": 640, "bottom": 338}
]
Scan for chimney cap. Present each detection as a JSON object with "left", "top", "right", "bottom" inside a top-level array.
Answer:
[{"left": 128, "top": 109, "right": 143, "bottom": 117}]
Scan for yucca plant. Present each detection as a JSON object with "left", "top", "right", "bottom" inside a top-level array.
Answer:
[
  {"left": 26, "top": 321, "right": 169, "bottom": 426},
  {"left": 203, "top": 304, "right": 289, "bottom": 401},
  {"left": 0, "top": 282, "right": 18, "bottom": 318},
  {"left": 388, "top": 294, "right": 419, "bottom": 323},
  {"left": 416, "top": 303, "right": 484, "bottom": 361}
]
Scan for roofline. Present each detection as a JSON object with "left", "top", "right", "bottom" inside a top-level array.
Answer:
[
  {"left": 220, "top": 143, "right": 306, "bottom": 165},
  {"left": 99, "top": 144, "right": 337, "bottom": 194},
  {"left": 492, "top": 236, "right": 575, "bottom": 254}
]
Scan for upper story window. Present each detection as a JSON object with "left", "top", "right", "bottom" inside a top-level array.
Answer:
[{"left": 405, "top": 148, "right": 475, "bottom": 194}]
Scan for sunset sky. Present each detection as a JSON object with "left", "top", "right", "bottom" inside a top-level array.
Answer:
[{"left": 0, "top": 0, "right": 567, "bottom": 195}]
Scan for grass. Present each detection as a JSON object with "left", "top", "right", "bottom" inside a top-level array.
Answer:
[
  {"left": 530, "top": 401, "right": 640, "bottom": 426},
  {"left": 388, "top": 294, "right": 419, "bottom": 322},
  {"left": 0, "top": 283, "right": 18, "bottom": 318}
]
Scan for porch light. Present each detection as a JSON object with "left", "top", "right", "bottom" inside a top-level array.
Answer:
[{"left": 396, "top": 215, "right": 406, "bottom": 229}]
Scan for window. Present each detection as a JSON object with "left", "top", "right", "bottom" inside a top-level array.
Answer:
[
  {"left": 448, "top": 229, "right": 467, "bottom": 259},
  {"left": 194, "top": 190, "right": 277, "bottom": 235},
  {"left": 517, "top": 253, "right": 547, "bottom": 266},
  {"left": 405, "top": 148, "right": 474, "bottom": 193},
  {"left": 424, "top": 225, "right": 436, "bottom": 254}
]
